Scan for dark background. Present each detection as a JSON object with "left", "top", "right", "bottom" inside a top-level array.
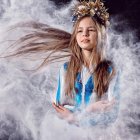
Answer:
[{"left": 51, "top": 0, "right": 140, "bottom": 41}]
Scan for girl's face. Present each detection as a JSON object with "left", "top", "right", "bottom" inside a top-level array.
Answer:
[{"left": 76, "top": 17, "right": 98, "bottom": 51}]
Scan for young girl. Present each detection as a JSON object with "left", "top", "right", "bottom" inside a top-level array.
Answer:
[
  {"left": 52, "top": 1, "right": 120, "bottom": 125},
  {"left": 4, "top": 0, "right": 120, "bottom": 126}
]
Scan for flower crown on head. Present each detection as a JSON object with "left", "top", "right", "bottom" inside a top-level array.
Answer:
[{"left": 72, "top": 0, "right": 110, "bottom": 26}]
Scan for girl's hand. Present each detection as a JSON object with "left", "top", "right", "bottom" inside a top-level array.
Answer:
[
  {"left": 86, "top": 99, "right": 115, "bottom": 113},
  {"left": 52, "top": 103, "right": 74, "bottom": 122}
]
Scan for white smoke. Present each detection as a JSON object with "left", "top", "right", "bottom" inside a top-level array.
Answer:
[{"left": 0, "top": 0, "right": 139, "bottom": 140}]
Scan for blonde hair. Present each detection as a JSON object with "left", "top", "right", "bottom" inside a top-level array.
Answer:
[
  {"left": 65, "top": 16, "right": 115, "bottom": 98},
  {"left": 5, "top": 17, "right": 115, "bottom": 98}
]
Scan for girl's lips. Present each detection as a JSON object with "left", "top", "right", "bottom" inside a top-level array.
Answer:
[{"left": 81, "top": 39, "right": 90, "bottom": 43}]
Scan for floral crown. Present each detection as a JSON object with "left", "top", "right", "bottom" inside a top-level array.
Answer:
[{"left": 72, "top": 0, "right": 110, "bottom": 26}]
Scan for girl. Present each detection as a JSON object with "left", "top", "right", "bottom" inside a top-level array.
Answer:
[
  {"left": 52, "top": 1, "right": 120, "bottom": 125},
  {"left": 4, "top": 0, "right": 120, "bottom": 126}
]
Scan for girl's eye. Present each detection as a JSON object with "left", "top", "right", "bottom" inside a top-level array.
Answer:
[
  {"left": 77, "top": 30, "right": 82, "bottom": 33},
  {"left": 89, "top": 29, "right": 96, "bottom": 32}
]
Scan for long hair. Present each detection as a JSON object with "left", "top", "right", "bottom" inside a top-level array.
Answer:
[
  {"left": 4, "top": 22, "right": 72, "bottom": 69},
  {"left": 4, "top": 17, "right": 115, "bottom": 98},
  {"left": 65, "top": 16, "right": 115, "bottom": 98}
]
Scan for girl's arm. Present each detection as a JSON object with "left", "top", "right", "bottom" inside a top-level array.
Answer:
[
  {"left": 79, "top": 70, "right": 121, "bottom": 126},
  {"left": 52, "top": 63, "right": 76, "bottom": 123},
  {"left": 54, "top": 63, "right": 67, "bottom": 106}
]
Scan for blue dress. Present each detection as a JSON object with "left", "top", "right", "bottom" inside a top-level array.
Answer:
[{"left": 55, "top": 62, "right": 120, "bottom": 126}]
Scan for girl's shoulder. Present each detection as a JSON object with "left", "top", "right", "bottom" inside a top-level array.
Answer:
[
  {"left": 59, "top": 62, "right": 68, "bottom": 74},
  {"left": 63, "top": 62, "right": 68, "bottom": 71},
  {"left": 95, "top": 59, "right": 114, "bottom": 74},
  {"left": 108, "top": 64, "right": 113, "bottom": 74}
]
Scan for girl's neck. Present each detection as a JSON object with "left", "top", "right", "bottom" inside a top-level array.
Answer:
[{"left": 82, "top": 50, "right": 92, "bottom": 68}]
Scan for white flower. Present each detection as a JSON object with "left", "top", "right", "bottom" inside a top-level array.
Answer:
[
  {"left": 90, "top": 9, "right": 95, "bottom": 16},
  {"left": 78, "top": 5, "right": 86, "bottom": 10}
]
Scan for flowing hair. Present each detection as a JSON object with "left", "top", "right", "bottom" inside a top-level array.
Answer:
[
  {"left": 4, "top": 22, "right": 72, "bottom": 69},
  {"left": 4, "top": 16, "right": 115, "bottom": 98},
  {"left": 66, "top": 16, "right": 115, "bottom": 98}
]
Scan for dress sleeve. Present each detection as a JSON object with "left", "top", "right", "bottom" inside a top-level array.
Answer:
[
  {"left": 78, "top": 70, "right": 121, "bottom": 126},
  {"left": 55, "top": 63, "right": 67, "bottom": 106}
]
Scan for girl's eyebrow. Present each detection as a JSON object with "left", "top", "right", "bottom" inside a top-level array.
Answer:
[
  {"left": 88, "top": 26, "right": 96, "bottom": 28},
  {"left": 78, "top": 26, "right": 96, "bottom": 29}
]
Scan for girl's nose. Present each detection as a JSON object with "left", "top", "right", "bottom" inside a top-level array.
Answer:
[{"left": 82, "top": 30, "right": 89, "bottom": 37}]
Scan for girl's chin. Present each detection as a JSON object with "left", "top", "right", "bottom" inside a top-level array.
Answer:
[
  {"left": 80, "top": 46, "right": 93, "bottom": 50},
  {"left": 81, "top": 49, "right": 94, "bottom": 53}
]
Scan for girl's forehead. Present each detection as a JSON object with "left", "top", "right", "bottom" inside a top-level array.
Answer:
[{"left": 78, "top": 17, "right": 96, "bottom": 27}]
